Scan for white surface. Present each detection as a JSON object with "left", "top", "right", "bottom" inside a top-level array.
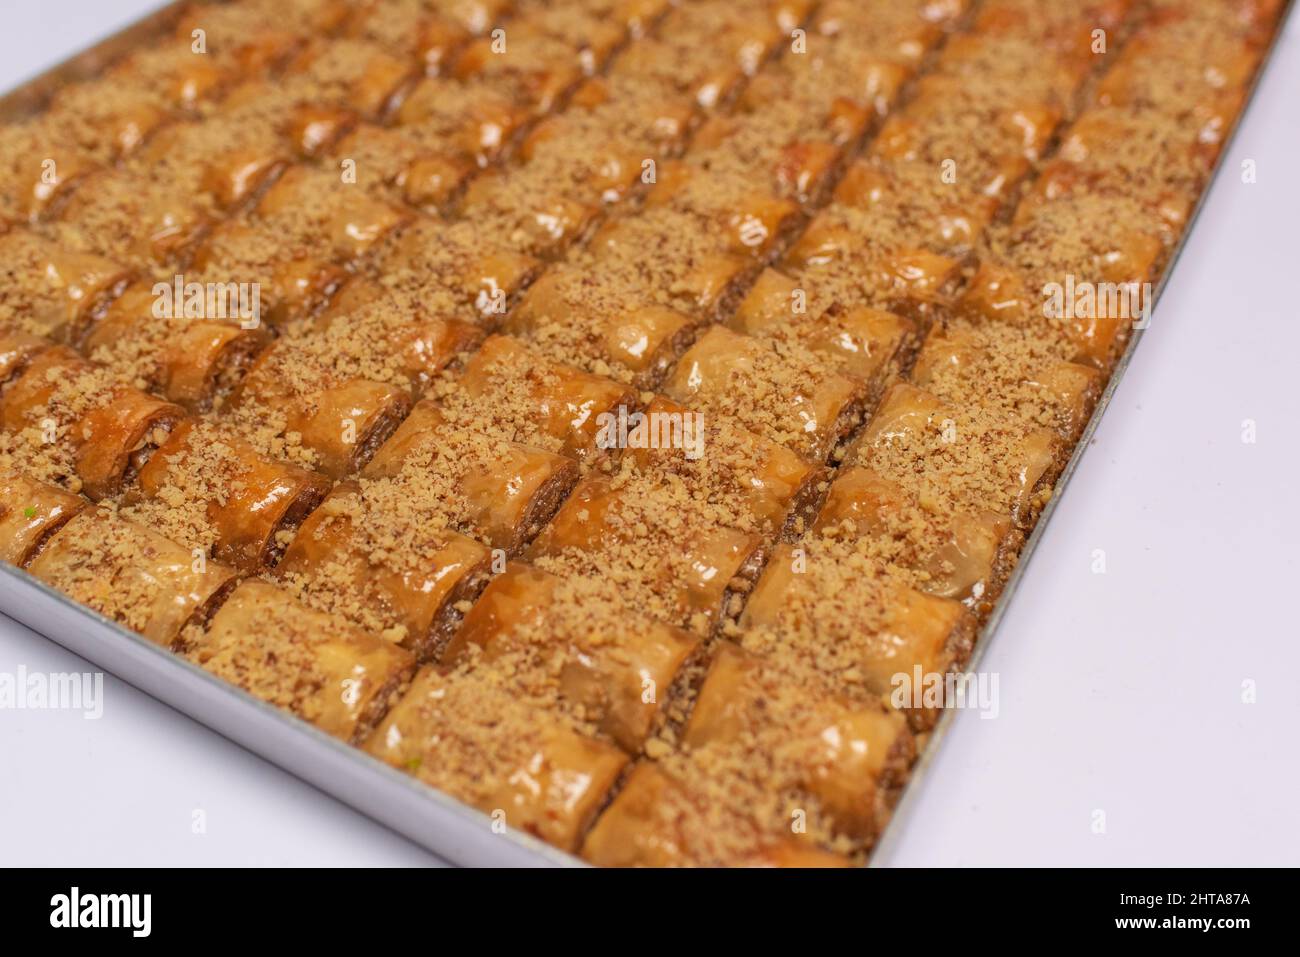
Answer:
[{"left": 2, "top": 2, "right": 1298, "bottom": 867}]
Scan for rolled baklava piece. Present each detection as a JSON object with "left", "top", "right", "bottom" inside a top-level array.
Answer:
[
  {"left": 583, "top": 213, "right": 755, "bottom": 318},
  {"left": 664, "top": 326, "right": 865, "bottom": 464},
  {"left": 465, "top": 5, "right": 668, "bottom": 217},
  {"left": 0, "top": 120, "right": 97, "bottom": 225},
  {"left": 367, "top": 656, "right": 628, "bottom": 852},
  {"left": 366, "top": 219, "right": 540, "bottom": 326},
  {"left": 53, "top": 168, "right": 216, "bottom": 268},
  {"left": 731, "top": 267, "right": 917, "bottom": 387},
  {"left": 517, "top": 74, "right": 694, "bottom": 203},
  {"left": 0, "top": 334, "right": 52, "bottom": 388},
  {"left": 441, "top": 334, "right": 634, "bottom": 461},
  {"left": 281, "top": 37, "right": 418, "bottom": 122},
  {"left": 38, "top": 74, "right": 172, "bottom": 167},
  {"left": 0, "top": 470, "right": 86, "bottom": 568},
  {"left": 0, "top": 229, "right": 132, "bottom": 344},
  {"left": 687, "top": 644, "right": 913, "bottom": 838},
  {"left": 187, "top": 580, "right": 415, "bottom": 743},
  {"left": 960, "top": 194, "right": 1165, "bottom": 368},
  {"left": 362, "top": 399, "right": 579, "bottom": 551},
  {"left": 780, "top": 203, "right": 965, "bottom": 319},
  {"left": 102, "top": 42, "right": 238, "bottom": 113},
  {"left": 187, "top": 223, "right": 346, "bottom": 329},
  {"left": 909, "top": 319, "right": 1102, "bottom": 441},
  {"left": 393, "top": 80, "right": 531, "bottom": 170},
  {"left": 173, "top": 2, "right": 311, "bottom": 77},
  {"left": 740, "top": 539, "right": 971, "bottom": 728},
  {"left": 444, "top": 564, "right": 698, "bottom": 751},
  {"left": 731, "top": 43, "right": 898, "bottom": 195},
  {"left": 811, "top": 0, "right": 958, "bottom": 81},
  {"left": 610, "top": 2, "right": 782, "bottom": 111},
  {"left": 327, "top": 122, "right": 476, "bottom": 212},
  {"left": 581, "top": 762, "right": 853, "bottom": 868},
  {"left": 507, "top": 269, "right": 695, "bottom": 387},
  {"left": 228, "top": 340, "right": 413, "bottom": 478},
  {"left": 0, "top": 347, "right": 185, "bottom": 500},
  {"left": 443, "top": 24, "right": 583, "bottom": 119},
  {"left": 82, "top": 284, "right": 269, "bottom": 413},
  {"left": 28, "top": 508, "right": 237, "bottom": 647},
  {"left": 642, "top": 124, "right": 810, "bottom": 258},
  {"left": 344, "top": 0, "right": 487, "bottom": 75},
  {"left": 845, "top": 382, "right": 1058, "bottom": 529},
  {"left": 169, "top": 0, "right": 354, "bottom": 95},
  {"left": 813, "top": 466, "right": 1014, "bottom": 611},
  {"left": 627, "top": 395, "right": 825, "bottom": 537},
  {"left": 308, "top": 278, "right": 483, "bottom": 391},
  {"left": 124, "top": 419, "right": 331, "bottom": 573},
  {"left": 528, "top": 463, "right": 766, "bottom": 635},
  {"left": 236, "top": 0, "right": 357, "bottom": 35},
  {"left": 458, "top": 170, "right": 602, "bottom": 260},
  {"left": 135, "top": 117, "right": 288, "bottom": 213},
  {"left": 253, "top": 166, "right": 412, "bottom": 265},
  {"left": 652, "top": 159, "right": 804, "bottom": 260},
  {"left": 838, "top": 152, "right": 1002, "bottom": 254},
  {"left": 188, "top": 170, "right": 409, "bottom": 328},
  {"left": 277, "top": 478, "right": 492, "bottom": 659}
]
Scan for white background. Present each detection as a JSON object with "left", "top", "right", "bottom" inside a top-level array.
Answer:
[{"left": 1, "top": 2, "right": 1297, "bottom": 867}]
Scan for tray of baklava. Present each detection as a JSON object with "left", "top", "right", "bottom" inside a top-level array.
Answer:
[{"left": 0, "top": 0, "right": 1289, "bottom": 866}]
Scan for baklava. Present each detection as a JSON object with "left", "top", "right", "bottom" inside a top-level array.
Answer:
[{"left": 0, "top": 0, "right": 1285, "bottom": 866}]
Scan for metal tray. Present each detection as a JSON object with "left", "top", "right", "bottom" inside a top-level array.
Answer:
[{"left": 0, "top": 0, "right": 1293, "bottom": 868}]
